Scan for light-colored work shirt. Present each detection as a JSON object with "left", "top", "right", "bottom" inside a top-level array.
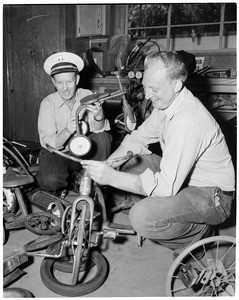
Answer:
[
  {"left": 120, "top": 87, "right": 235, "bottom": 197},
  {"left": 38, "top": 88, "right": 110, "bottom": 149}
]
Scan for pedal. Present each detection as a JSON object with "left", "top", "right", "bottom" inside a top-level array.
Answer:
[
  {"left": 103, "top": 222, "right": 135, "bottom": 235},
  {"left": 5, "top": 216, "right": 25, "bottom": 229},
  {"left": 136, "top": 234, "right": 145, "bottom": 247},
  {"left": 103, "top": 229, "right": 118, "bottom": 240},
  {"left": 36, "top": 240, "right": 68, "bottom": 258}
]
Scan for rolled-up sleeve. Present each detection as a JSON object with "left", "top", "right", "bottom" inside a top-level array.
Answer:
[
  {"left": 38, "top": 99, "right": 58, "bottom": 149},
  {"left": 139, "top": 168, "right": 158, "bottom": 196}
]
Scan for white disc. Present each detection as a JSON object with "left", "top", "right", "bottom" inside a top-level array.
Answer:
[
  {"left": 135, "top": 71, "right": 143, "bottom": 79},
  {"left": 69, "top": 136, "right": 91, "bottom": 156}
]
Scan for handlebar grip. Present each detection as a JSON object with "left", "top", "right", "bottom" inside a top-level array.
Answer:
[
  {"left": 104, "top": 151, "right": 134, "bottom": 167},
  {"left": 46, "top": 144, "right": 83, "bottom": 164},
  {"left": 80, "top": 93, "right": 110, "bottom": 106}
]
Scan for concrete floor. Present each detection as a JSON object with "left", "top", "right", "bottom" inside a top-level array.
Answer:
[{"left": 3, "top": 193, "right": 236, "bottom": 298}]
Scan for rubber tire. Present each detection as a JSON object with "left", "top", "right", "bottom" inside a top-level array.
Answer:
[
  {"left": 53, "top": 255, "right": 95, "bottom": 273},
  {"left": 24, "top": 212, "right": 61, "bottom": 235},
  {"left": 40, "top": 251, "right": 108, "bottom": 297},
  {"left": 23, "top": 232, "right": 64, "bottom": 252},
  {"left": 3, "top": 287, "right": 34, "bottom": 298}
]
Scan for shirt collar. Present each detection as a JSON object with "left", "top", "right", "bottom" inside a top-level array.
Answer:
[
  {"left": 55, "top": 91, "right": 78, "bottom": 108},
  {"left": 164, "top": 86, "right": 187, "bottom": 120}
]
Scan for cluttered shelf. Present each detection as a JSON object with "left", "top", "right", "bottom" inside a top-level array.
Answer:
[
  {"left": 186, "top": 77, "right": 237, "bottom": 94},
  {"left": 186, "top": 77, "right": 237, "bottom": 123},
  {"left": 91, "top": 76, "right": 236, "bottom": 94},
  {"left": 91, "top": 75, "right": 237, "bottom": 127},
  {"left": 90, "top": 76, "right": 129, "bottom": 94}
]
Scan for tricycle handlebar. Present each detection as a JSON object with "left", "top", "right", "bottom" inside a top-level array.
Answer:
[{"left": 46, "top": 144, "right": 134, "bottom": 167}]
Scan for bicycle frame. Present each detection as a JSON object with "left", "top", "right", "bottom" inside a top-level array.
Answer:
[
  {"left": 37, "top": 146, "right": 134, "bottom": 243},
  {"left": 36, "top": 145, "right": 136, "bottom": 291}
]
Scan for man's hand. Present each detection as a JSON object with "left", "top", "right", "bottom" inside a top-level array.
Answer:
[
  {"left": 86, "top": 102, "right": 104, "bottom": 121},
  {"left": 81, "top": 160, "right": 115, "bottom": 185},
  {"left": 81, "top": 159, "right": 147, "bottom": 196}
]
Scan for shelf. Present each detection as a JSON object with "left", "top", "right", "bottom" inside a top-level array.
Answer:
[
  {"left": 91, "top": 76, "right": 129, "bottom": 93},
  {"left": 92, "top": 76, "right": 237, "bottom": 93},
  {"left": 187, "top": 78, "right": 237, "bottom": 93},
  {"left": 213, "top": 109, "right": 236, "bottom": 122}
]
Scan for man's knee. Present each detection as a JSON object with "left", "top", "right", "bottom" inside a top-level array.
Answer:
[
  {"left": 129, "top": 200, "right": 151, "bottom": 236},
  {"left": 89, "top": 132, "right": 112, "bottom": 160},
  {"left": 90, "top": 132, "right": 112, "bottom": 146},
  {"left": 129, "top": 198, "right": 175, "bottom": 240}
]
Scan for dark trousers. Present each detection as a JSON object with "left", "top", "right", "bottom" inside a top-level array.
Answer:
[
  {"left": 37, "top": 132, "right": 112, "bottom": 192},
  {"left": 120, "top": 154, "right": 233, "bottom": 251}
]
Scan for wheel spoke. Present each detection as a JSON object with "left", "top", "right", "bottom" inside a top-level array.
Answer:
[
  {"left": 171, "top": 283, "right": 189, "bottom": 294},
  {"left": 220, "top": 242, "right": 236, "bottom": 261}
]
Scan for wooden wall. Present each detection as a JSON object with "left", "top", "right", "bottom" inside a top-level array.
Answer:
[{"left": 3, "top": 5, "right": 66, "bottom": 142}]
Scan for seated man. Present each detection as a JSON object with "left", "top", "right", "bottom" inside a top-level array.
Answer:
[
  {"left": 81, "top": 51, "right": 235, "bottom": 256},
  {"left": 37, "top": 52, "right": 112, "bottom": 194}
]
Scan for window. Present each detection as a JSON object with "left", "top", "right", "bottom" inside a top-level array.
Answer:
[{"left": 127, "top": 3, "right": 236, "bottom": 50}]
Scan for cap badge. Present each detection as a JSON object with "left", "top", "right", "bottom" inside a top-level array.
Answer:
[{"left": 57, "top": 55, "right": 64, "bottom": 62}]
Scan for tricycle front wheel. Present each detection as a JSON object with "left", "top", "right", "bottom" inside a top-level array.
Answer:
[{"left": 40, "top": 250, "right": 108, "bottom": 297}]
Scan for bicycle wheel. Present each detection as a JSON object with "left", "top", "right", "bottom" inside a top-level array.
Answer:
[
  {"left": 54, "top": 255, "right": 95, "bottom": 273},
  {"left": 166, "top": 235, "right": 236, "bottom": 297},
  {"left": 61, "top": 205, "right": 72, "bottom": 235},
  {"left": 3, "top": 287, "right": 34, "bottom": 298},
  {"left": 23, "top": 232, "right": 64, "bottom": 252},
  {"left": 40, "top": 250, "right": 108, "bottom": 297},
  {"left": 24, "top": 212, "right": 61, "bottom": 235},
  {"left": 72, "top": 204, "right": 87, "bottom": 285}
]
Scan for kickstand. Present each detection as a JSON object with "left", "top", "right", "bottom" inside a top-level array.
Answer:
[{"left": 137, "top": 233, "right": 145, "bottom": 247}]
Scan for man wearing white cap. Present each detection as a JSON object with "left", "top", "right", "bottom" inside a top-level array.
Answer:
[{"left": 37, "top": 52, "right": 112, "bottom": 194}]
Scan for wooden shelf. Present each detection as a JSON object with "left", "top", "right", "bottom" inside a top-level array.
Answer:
[
  {"left": 213, "top": 108, "right": 236, "bottom": 122},
  {"left": 91, "top": 76, "right": 129, "bottom": 93},
  {"left": 91, "top": 76, "right": 237, "bottom": 94},
  {"left": 186, "top": 78, "right": 237, "bottom": 94}
]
